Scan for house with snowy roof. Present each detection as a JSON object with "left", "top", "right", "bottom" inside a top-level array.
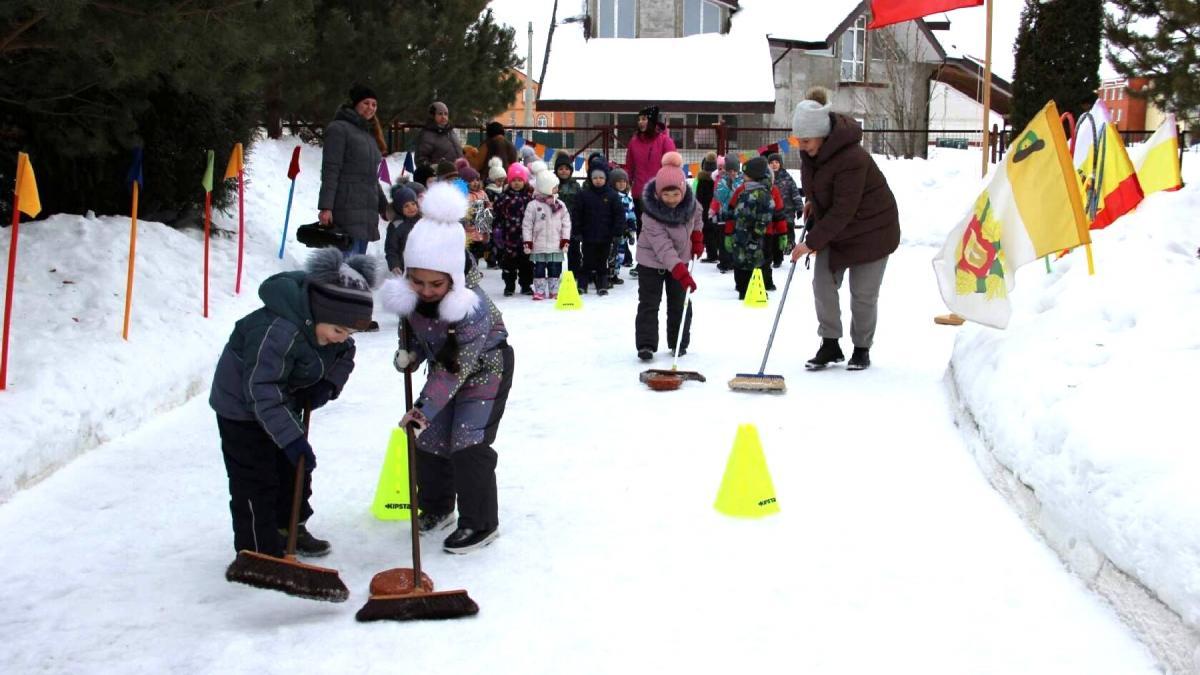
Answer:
[{"left": 538, "top": 0, "right": 951, "bottom": 157}]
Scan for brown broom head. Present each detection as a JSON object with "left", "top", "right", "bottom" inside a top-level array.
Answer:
[
  {"left": 645, "top": 373, "right": 684, "bottom": 391},
  {"left": 369, "top": 568, "right": 434, "bottom": 596},
  {"left": 727, "top": 373, "right": 787, "bottom": 393},
  {"left": 225, "top": 550, "right": 350, "bottom": 603},
  {"left": 355, "top": 589, "right": 479, "bottom": 622}
]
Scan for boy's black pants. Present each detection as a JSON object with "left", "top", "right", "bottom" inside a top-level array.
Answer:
[
  {"left": 417, "top": 446, "right": 499, "bottom": 532},
  {"left": 580, "top": 241, "right": 611, "bottom": 290},
  {"left": 635, "top": 266, "right": 693, "bottom": 353},
  {"left": 217, "top": 415, "right": 312, "bottom": 558},
  {"left": 501, "top": 251, "right": 533, "bottom": 292}
]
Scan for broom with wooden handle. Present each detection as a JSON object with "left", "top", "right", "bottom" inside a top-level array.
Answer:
[
  {"left": 225, "top": 407, "right": 350, "bottom": 602},
  {"left": 356, "top": 322, "right": 479, "bottom": 621}
]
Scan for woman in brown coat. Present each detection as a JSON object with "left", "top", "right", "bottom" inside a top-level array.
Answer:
[{"left": 789, "top": 91, "right": 899, "bottom": 371}]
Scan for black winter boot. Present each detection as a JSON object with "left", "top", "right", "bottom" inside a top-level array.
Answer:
[
  {"left": 847, "top": 347, "right": 870, "bottom": 371},
  {"left": 805, "top": 338, "right": 844, "bottom": 370},
  {"left": 280, "top": 523, "right": 331, "bottom": 558}
]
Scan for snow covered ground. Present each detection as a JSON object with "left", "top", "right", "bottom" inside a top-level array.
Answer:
[{"left": 0, "top": 139, "right": 1193, "bottom": 673}]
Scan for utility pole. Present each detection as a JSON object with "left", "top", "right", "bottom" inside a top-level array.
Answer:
[{"left": 524, "top": 21, "right": 534, "bottom": 129}]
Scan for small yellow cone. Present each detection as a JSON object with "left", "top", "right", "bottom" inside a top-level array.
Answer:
[
  {"left": 370, "top": 427, "right": 412, "bottom": 521},
  {"left": 743, "top": 268, "right": 769, "bottom": 308},
  {"left": 714, "top": 423, "right": 780, "bottom": 518},
  {"left": 555, "top": 270, "right": 584, "bottom": 310}
]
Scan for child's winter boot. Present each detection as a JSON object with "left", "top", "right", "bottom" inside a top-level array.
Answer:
[
  {"left": 279, "top": 522, "right": 331, "bottom": 558},
  {"left": 532, "top": 278, "right": 547, "bottom": 301},
  {"left": 548, "top": 277, "right": 560, "bottom": 299}
]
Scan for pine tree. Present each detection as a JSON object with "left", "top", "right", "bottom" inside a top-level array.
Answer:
[
  {"left": 1106, "top": 0, "right": 1200, "bottom": 125},
  {"left": 1, "top": 1, "right": 311, "bottom": 219},
  {"left": 273, "top": 1, "right": 522, "bottom": 138},
  {"left": 1011, "top": 0, "right": 1102, "bottom": 132}
]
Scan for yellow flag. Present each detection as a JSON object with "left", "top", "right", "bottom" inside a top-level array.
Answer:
[
  {"left": 15, "top": 152, "right": 41, "bottom": 218},
  {"left": 1130, "top": 114, "right": 1183, "bottom": 196},
  {"left": 933, "top": 100, "right": 1089, "bottom": 328},
  {"left": 224, "top": 142, "right": 244, "bottom": 179},
  {"left": 1074, "top": 100, "right": 1143, "bottom": 229}
]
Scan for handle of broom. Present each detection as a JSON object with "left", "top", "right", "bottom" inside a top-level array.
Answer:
[
  {"left": 401, "top": 320, "right": 423, "bottom": 586},
  {"left": 285, "top": 406, "right": 312, "bottom": 560},
  {"left": 671, "top": 256, "right": 698, "bottom": 371},
  {"left": 756, "top": 227, "right": 804, "bottom": 375}
]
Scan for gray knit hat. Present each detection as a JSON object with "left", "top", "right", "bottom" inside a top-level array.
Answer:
[
  {"left": 609, "top": 167, "right": 629, "bottom": 185},
  {"left": 724, "top": 154, "right": 741, "bottom": 173},
  {"left": 792, "top": 99, "right": 832, "bottom": 139},
  {"left": 744, "top": 156, "right": 770, "bottom": 181},
  {"left": 305, "top": 249, "right": 381, "bottom": 331}
]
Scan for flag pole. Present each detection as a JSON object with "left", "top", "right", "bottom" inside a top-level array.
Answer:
[
  {"left": 980, "top": 0, "right": 993, "bottom": 179},
  {"left": 122, "top": 181, "right": 139, "bottom": 341},
  {"left": 1, "top": 186, "right": 20, "bottom": 390}
]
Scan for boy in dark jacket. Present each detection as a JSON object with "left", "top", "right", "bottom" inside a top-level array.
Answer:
[
  {"left": 767, "top": 152, "right": 803, "bottom": 268},
  {"left": 574, "top": 155, "right": 626, "bottom": 295},
  {"left": 696, "top": 152, "right": 719, "bottom": 263},
  {"left": 553, "top": 152, "right": 583, "bottom": 272},
  {"left": 210, "top": 249, "right": 380, "bottom": 559},
  {"left": 385, "top": 185, "right": 421, "bottom": 273}
]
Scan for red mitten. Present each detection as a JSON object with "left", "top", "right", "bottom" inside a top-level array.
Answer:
[
  {"left": 690, "top": 230, "right": 705, "bottom": 259},
  {"left": 559, "top": 239, "right": 570, "bottom": 250},
  {"left": 671, "top": 262, "right": 697, "bottom": 293}
]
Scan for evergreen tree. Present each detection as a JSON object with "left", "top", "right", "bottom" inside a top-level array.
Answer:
[
  {"left": 273, "top": 1, "right": 522, "bottom": 139},
  {"left": 1, "top": 1, "right": 310, "bottom": 219},
  {"left": 1011, "top": 0, "right": 1102, "bottom": 132},
  {"left": 1106, "top": 0, "right": 1200, "bottom": 125}
]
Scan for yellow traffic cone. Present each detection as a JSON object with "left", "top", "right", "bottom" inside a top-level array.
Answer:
[
  {"left": 744, "top": 268, "right": 769, "bottom": 308},
  {"left": 370, "top": 427, "right": 412, "bottom": 521},
  {"left": 714, "top": 423, "right": 780, "bottom": 518},
  {"left": 555, "top": 270, "right": 583, "bottom": 310}
]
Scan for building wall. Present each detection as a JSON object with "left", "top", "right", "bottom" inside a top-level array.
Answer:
[
  {"left": 639, "top": 0, "right": 676, "bottom": 38},
  {"left": 1098, "top": 77, "right": 1148, "bottom": 131},
  {"left": 493, "top": 70, "right": 575, "bottom": 130}
]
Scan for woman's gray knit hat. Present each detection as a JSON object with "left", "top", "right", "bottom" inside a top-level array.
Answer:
[{"left": 792, "top": 99, "right": 832, "bottom": 139}]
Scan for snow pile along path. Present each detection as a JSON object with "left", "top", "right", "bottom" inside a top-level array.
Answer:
[{"left": 946, "top": 153, "right": 1200, "bottom": 671}]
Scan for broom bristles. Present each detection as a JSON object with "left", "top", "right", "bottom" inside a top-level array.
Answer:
[
  {"left": 728, "top": 373, "right": 787, "bottom": 393},
  {"left": 355, "top": 589, "right": 479, "bottom": 622},
  {"left": 225, "top": 550, "right": 350, "bottom": 603}
]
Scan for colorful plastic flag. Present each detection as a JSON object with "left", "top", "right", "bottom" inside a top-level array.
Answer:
[
  {"left": 543, "top": 146, "right": 556, "bottom": 162},
  {"left": 1130, "top": 114, "right": 1182, "bottom": 196},
  {"left": 224, "top": 142, "right": 244, "bottom": 179},
  {"left": 15, "top": 152, "right": 40, "bottom": 217},
  {"left": 1074, "top": 99, "right": 1143, "bottom": 230},
  {"left": 126, "top": 147, "right": 144, "bottom": 191},
  {"left": 932, "top": 100, "right": 1089, "bottom": 329},
  {"left": 402, "top": 152, "right": 415, "bottom": 176},
  {"left": 574, "top": 156, "right": 585, "bottom": 171},
  {"left": 779, "top": 139, "right": 791, "bottom": 155},
  {"left": 868, "top": 0, "right": 983, "bottom": 29},
  {"left": 688, "top": 162, "right": 700, "bottom": 177},
  {"left": 378, "top": 158, "right": 391, "bottom": 184},
  {"left": 287, "top": 146, "right": 302, "bottom": 180},
  {"left": 514, "top": 132, "right": 525, "bottom": 149},
  {"left": 201, "top": 150, "right": 214, "bottom": 193}
]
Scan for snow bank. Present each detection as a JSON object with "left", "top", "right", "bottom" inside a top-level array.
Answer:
[
  {"left": 0, "top": 137, "right": 360, "bottom": 502},
  {"left": 946, "top": 154, "right": 1200, "bottom": 657}
]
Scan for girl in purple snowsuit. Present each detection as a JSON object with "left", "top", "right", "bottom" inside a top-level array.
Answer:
[{"left": 381, "top": 182, "right": 514, "bottom": 555}]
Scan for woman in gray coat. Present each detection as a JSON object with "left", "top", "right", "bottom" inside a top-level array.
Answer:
[
  {"left": 415, "top": 101, "right": 464, "bottom": 169},
  {"left": 318, "top": 84, "right": 388, "bottom": 254}
]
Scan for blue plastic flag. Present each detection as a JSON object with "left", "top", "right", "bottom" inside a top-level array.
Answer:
[
  {"left": 543, "top": 146, "right": 555, "bottom": 162},
  {"left": 779, "top": 138, "right": 791, "bottom": 154},
  {"left": 126, "top": 147, "right": 144, "bottom": 191},
  {"left": 514, "top": 132, "right": 525, "bottom": 149},
  {"left": 574, "top": 156, "right": 585, "bottom": 171},
  {"left": 402, "top": 152, "right": 415, "bottom": 176}
]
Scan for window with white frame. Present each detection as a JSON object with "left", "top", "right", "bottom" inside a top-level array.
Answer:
[
  {"left": 537, "top": 115, "right": 548, "bottom": 128},
  {"left": 597, "top": 0, "right": 636, "bottom": 38},
  {"left": 683, "top": 0, "right": 721, "bottom": 36},
  {"left": 840, "top": 15, "right": 866, "bottom": 81}
]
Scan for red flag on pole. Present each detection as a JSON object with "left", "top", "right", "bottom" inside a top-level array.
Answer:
[
  {"left": 868, "top": 0, "right": 983, "bottom": 29},
  {"left": 287, "top": 146, "right": 301, "bottom": 180}
]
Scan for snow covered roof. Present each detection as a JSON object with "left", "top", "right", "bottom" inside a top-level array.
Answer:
[
  {"left": 537, "top": 23, "right": 776, "bottom": 113},
  {"left": 728, "top": 0, "right": 867, "bottom": 47}
]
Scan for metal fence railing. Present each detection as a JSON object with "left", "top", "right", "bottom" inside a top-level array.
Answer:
[{"left": 376, "top": 122, "right": 1190, "bottom": 173}]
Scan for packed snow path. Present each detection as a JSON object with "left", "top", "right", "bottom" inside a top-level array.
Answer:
[{"left": 0, "top": 248, "right": 1158, "bottom": 673}]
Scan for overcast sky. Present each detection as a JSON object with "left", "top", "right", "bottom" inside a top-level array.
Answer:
[{"left": 486, "top": 0, "right": 1116, "bottom": 84}]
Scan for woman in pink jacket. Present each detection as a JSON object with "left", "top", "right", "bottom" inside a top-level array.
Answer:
[{"left": 625, "top": 105, "right": 677, "bottom": 239}]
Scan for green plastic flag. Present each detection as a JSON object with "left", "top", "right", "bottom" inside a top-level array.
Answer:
[{"left": 201, "top": 150, "right": 214, "bottom": 193}]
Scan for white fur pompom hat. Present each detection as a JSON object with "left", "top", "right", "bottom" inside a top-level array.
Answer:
[{"left": 379, "top": 181, "right": 480, "bottom": 322}]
